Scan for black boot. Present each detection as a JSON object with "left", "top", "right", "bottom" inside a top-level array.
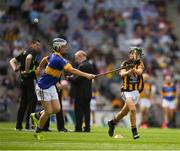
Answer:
[
  {"left": 107, "top": 120, "right": 116, "bottom": 137},
  {"left": 83, "top": 127, "right": 90, "bottom": 132},
  {"left": 131, "top": 127, "right": 140, "bottom": 139}
]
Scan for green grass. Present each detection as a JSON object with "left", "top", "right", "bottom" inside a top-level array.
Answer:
[{"left": 0, "top": 122, "right": 180, "bottom": 150}]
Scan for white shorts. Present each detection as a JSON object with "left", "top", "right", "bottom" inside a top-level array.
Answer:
[
  {"left": 90, "top": 98, "right": 96, "bottom": 111},
  {"left": 139, "top": 98, "right": 151, "bottom": 108},
  {"left": 62, "top": 99, "right": 70, "bottom": 110},
  {"left": 36, "top": 84, "right": 59, "bottom": 101},
  {"left": 122, "top": 90, "right": 140, "bottom": 105},
  {"left": 162, "top": 99, "right": 176, "bottom": 109}
]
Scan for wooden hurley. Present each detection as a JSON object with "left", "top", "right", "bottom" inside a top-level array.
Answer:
[{"left": 95, "top": 64, "right": 134, "bottom": 78}]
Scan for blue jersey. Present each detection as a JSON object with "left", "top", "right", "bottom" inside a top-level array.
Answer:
[
  {"left": 38, "top": 52, "right": 72, "bottom": 89},
  {"left": 162, "top": 83, "right": 176, "bottom": 101}
]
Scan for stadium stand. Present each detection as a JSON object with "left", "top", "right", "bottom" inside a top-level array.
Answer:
[{"left": 0, "top": 0, "right": 179, "bottom": 127}]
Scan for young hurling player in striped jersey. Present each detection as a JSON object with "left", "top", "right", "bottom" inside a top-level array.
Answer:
[{"left": 108, "top": 47, "right": 144, "bottom": 139}]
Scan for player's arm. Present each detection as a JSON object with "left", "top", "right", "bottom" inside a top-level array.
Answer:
[
  {"left": 120, "top": 68, "right": 134, "bottom": 77},
  {"left": 68, "top": 64, "right": 86, "bottom": 83},
  {"left": 132, "top": 61, "right": 144, "bottom": 75},
  {"left": 25, "top": 54, "right": 33, "bottom": 73},
  {"left": 65, "top": 63, "right": 95, "bottom": 80},
  {"left": 39, "top": 56, "right": 48, "bottom": 69},
  {"left": 35, "top": 56, "right": 49, "bottom": 76},
  {"left": 9, "top": 58, "right": 19, "bottom": 72},
  {"left": 119, "top": 62, "right": 133, "bottom": 77}
]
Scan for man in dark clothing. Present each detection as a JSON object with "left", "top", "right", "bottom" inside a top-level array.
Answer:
[
  {"left": 55, "top": 89, "right": 68, "bottom": 132},
  {"left": 9, "top": 39, "right": 41, "bottom": 130},
  {"left": 68, "top": 50, "right": 96, "bottom": 132}
]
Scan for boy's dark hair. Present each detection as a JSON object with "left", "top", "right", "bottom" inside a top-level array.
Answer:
[{"left": 31, "top": 39, "right": 40, "bottom": 44}]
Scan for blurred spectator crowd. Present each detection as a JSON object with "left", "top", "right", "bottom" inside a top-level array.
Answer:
[{"left": 0, "top": 0, "right": 179, "bottom": 127}]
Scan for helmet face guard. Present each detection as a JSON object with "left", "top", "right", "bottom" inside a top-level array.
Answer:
[
  {"left": 52, "top": 38, "right": 67, "bottom": 51},
  {"left": 129, "top": 47, "right": 143, "bottom": 61}
]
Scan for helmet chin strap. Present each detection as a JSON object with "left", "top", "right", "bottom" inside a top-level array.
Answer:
[
  {"left": 133, "top": 50, "right": 141, "bottom": 61},
  {"left": 53, "top": 46, "right": 61, "bottom": 52}
]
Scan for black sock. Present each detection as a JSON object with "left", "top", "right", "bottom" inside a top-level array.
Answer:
[
  {"left": 113, "top": 118, "right": 119, "bottom": 124},
  {"left": 110, "top": 119, "right": 117, "bottom": 125},
  {"left": 131, "top": 127, "right": 138, "bottom": 134},
  {"left": 36, "top": 127, "right": 43, "bottom": 133}
]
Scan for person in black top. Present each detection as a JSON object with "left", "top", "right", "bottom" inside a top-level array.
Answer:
[
  {"left": 68, "top": 50, "right": 96, "bottom": 132},
  {"left": 9, "top": 39, "right": 41, "bottom": 130}
]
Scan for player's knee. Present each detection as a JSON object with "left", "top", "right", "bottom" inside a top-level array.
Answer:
[
  {"left": 129, "top": 107, "right": 136, "bottom": 113},
  {"left": 128, "top": 103, "right": 136, "bottom": 112},
  {"left": 130, "top": 108, "right": 136, "bottom": 114}
]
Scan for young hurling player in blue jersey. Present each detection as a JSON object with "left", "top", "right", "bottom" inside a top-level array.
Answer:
[{"left": 31, "top": 38, "right": 95, "bottom": 140}]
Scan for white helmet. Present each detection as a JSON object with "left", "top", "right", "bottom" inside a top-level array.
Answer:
[{"left": 52, "top": 38, "right": 67, "bottom": 50}]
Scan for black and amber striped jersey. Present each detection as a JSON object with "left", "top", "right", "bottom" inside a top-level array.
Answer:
[
  {"left": 140, "top": 82, "right": 152, "bottom": 98},
  {"left": 121, "top": 59, "right": 144, "bottom": 93}
]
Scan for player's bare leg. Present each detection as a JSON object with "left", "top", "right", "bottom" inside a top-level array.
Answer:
[
  {"left": 169, "top": 108, "right": 176, "bottom": 127},
  {"left": 140, "top": 107, "right": 148, "bottom": 128},
  {"left": 37, "top": 100, "right": 60, "bottom": 130},
  {"left": 115, "top": 103, "right": 129, "bottom": 121},
  {"left": 33, "top": 100, "right": 60, "bottom": 140},
  {"left": 34, "top": 101, "right": 52, "bottom": 140},
  {"left": 125, "top": 97, "right": 139, "bottom": 139},
  {"left": 162, "top": 107, "right": 168, "bottom": 128},
  {"left": 51, "top": 100, "right": 61, "bottom": 114}
]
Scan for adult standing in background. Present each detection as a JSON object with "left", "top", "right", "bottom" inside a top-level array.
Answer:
[
  {"left": 9, "top": 39, "right": 41, "bottom": 130},
  {"left": 68, "top": 50, "right": 96, "bottom": 132}
]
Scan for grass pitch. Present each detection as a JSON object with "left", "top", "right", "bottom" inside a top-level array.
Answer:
[{"left": 0, "top": 122, "right": 180, "bottom": 150}]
